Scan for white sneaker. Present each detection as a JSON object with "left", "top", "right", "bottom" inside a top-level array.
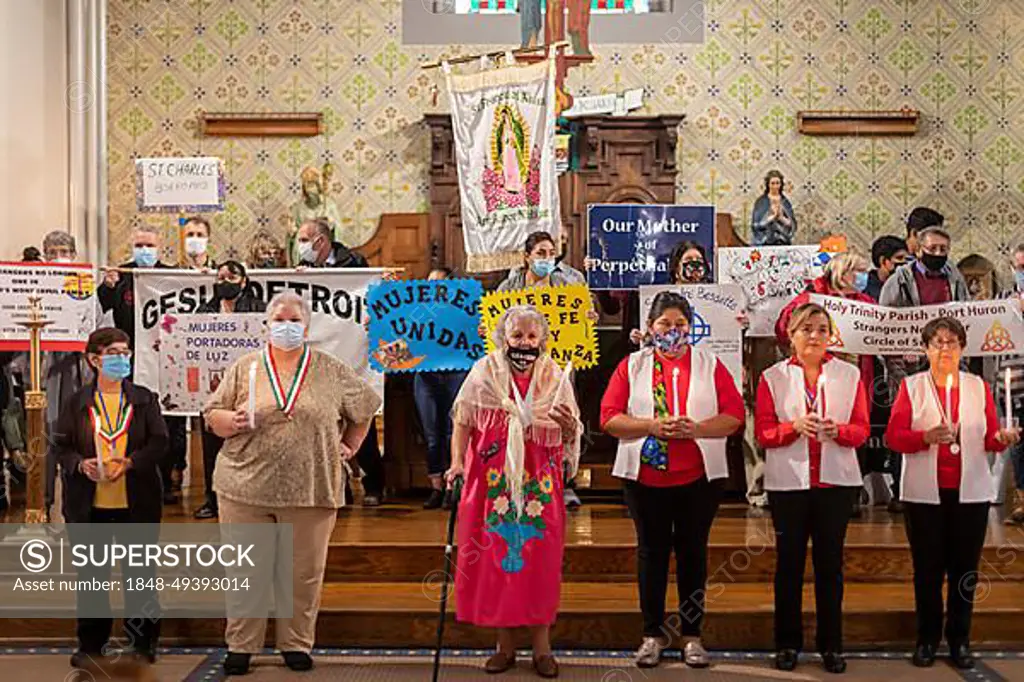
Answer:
[
  {"left": 635, "top": 637, "right": 665, "bottom": 668},
  {"left": 683, "top": 640, "right": 710, "bottom": 668}
]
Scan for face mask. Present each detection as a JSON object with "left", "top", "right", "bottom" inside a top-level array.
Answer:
[
  {"left": 185, "top": 236, "right": 208, "bottom": 256},
  {"left": 651, "top": 327, "right": 687, "bottom": 354},
  {"left": 1015, "top": 271, "right": 1024, "bottom": 292},
  {"left": 133, "top": 246, "right": 158, "bottom": 267},
  {"left": 920, "top": 252, "right": 948, "bottom": 273},
  {"left": 100, "top": 355, "right": 131, "bottom": 381},
  {"left": 269, "top": 321, "right": 305, "bottom": 351},
  {"left": 506, "top": 345, "right": 540, "bottom": 372},
  {"left": 257, "top": 257, "right": 277, "bottom": 269},
  {"left": 297, "top": 240, "right": 316, "bottom": 264},
  {"left": 215, "top": 281, "right": 242, "bottom": 300},
  {"left": 853, "top": 271, "right": 870, "bottom": 293},
  {"left": 530, "top": 259, "right": 555, "bottom": 279},
  {"left": 681, "top": 261, "right": 707, "bottom": 282},
  {"left": 52, "top": 257, "right": 73, "bottom": 263}
]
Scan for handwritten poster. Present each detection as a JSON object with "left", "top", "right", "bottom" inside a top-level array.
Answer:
[
  {"left": 717, "top": 245, "right": 835, "bottom": 337},
  {"left": 135, "top": 156, "right": 225, "bottom": 212},
  {"left": 480, "top": 284, "right": 599, "bottom": 370},
  {"left": 158, "top": 314, "right": 265, "bottom": 414},
  {"left": 367, "top": 279, "right": 485, "bottom": 372},
  {"left": 587, "top": 204, "right": 716, "bottom": 290},
  {"left": 0, "top": 262, "right": 97, "bottom": 352},
  {"left": 639, "top": 284, "right": 744, "bottom": 390},
  {"left": 811, "top": 295, "right": 1024, "bottom": 357}
]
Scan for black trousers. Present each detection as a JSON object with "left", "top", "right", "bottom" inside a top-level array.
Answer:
[
  {"left": 200, "top": 420, "right": 223, "bottom": 509},
  {"left": 355, "top": 419, "right": 384, "bottom": 497},
  {"left": 74, "top": 508, "right": 161, "bottom": 654},
  {"left": 624, "top": 477, "right": 722, "bottom": 638},
  {"left": 904, "top": 490, "right": 989, "bottom": 648},
  {"left": 769, "top": 486, "right": 858, "bottom": 653},
  {"left": 160, "top": 415, "right": 188, "bottom": 491}
]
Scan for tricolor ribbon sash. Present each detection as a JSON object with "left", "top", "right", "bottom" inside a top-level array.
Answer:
[
  {"left": 263, "top": 345, "right": 311, "bottom": 416},
  {"left": 90, "top": 392, "right": 134, "bottom": 446}
]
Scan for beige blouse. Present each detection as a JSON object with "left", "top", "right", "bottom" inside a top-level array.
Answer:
[{"left": 204, "top": 348, "right": 381, "bottom": 508}]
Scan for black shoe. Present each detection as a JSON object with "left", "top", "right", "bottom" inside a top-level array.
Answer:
[
  {"left": 194, "top": 504, "right": 218, "bottom": 519},
  {"left": 888, "top": 499, "right": 904, "bottom": 513},
  {"left": 162, "top": 490, "right": 179, "bottom": 505},
  {"left": 282, "top": 651, "right": 313, "bottom": 671},
  {"left": 775, "top": 649, "right": 798, "bottom": 671},
  {"left": 949, "top": 643, "right": 975, "bottom": 670},
  {"left": 912, "top": 643, "right": 936, "bottom": 667},
  {"left": 223, "top": 652, "right": 251, "bottom": 675},
  {"left": 442, "top": 489, "right": 454, "bottom": 510},
  {"left": 70, "top": 650, "right": 102, "bottom": 669},
  {"left": 423, "top": 489, "right": 444, "bottom": 510},
  {"left": 821, "top": 651, "right": 846, "bottom": 674}
]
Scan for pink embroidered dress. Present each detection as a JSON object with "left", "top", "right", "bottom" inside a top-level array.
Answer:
[{"left": 452, "top": 352, "right": 581, "bottom": 627}]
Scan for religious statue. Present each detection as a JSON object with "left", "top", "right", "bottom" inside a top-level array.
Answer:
[
  {"left": 519, "top": 0, "right": 543, "bottom": 48},
  {"left": 537, "top": 0, "right": 591, "bottom": 55},
  {"left": 288, "top": 164, "right": 344, "bottom": 260},
  {"left": 751, "top": 169, "right": 797, "bottom": 246}
]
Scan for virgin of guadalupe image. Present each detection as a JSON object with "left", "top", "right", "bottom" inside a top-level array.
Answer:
[{"left": 495, "top": 107, "right": 527, "bottom": 194}]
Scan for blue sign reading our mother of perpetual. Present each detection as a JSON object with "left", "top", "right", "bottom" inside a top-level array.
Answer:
[
  {"left": 586, "top": 204, "right": 716, "bottom": 290},
  {"left": 367, "top": 279, "right": 485, "bottom": 373}
]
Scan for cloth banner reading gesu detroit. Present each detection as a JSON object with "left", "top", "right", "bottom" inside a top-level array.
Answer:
[{"left": 444, "top": 56, "right": 560, "bottom": 273}]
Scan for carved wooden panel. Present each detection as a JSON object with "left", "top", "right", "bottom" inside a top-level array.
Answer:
[{"left": 355, "top": 212, "right": 431, "bottom": 280}]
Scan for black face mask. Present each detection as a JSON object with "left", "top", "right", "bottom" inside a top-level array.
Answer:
[
  {"left": 920, "top": 252, "right": 948, "bottom": 273},
  {"left": 215, "top": 281, "right": 243, "bottom": 300},
  {"left": 506, "top": 346, "right": 540, "bottom": 372},
  {"left": 256, "top": 258, "right": 277, "bottom": 269},
  {"left": 680, "top": 261, "right": 708, "bottom": 283}
]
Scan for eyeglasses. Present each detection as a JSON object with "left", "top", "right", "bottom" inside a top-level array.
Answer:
[
  {"left": 99, "top": 349, "right": 132, "bottom": 358},
  {"left": 928, "top": 339, "right": 961, "bottom": 350}
]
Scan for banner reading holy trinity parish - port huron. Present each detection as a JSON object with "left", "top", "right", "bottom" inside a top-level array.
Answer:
[
  {"left": 133, "top": 269, "right": 384, "bottom": 415},
  {"left": 810, "top": 295, "right": 1024, "bottom": 357},
  {"left": 367, "top": 279, "right": 485, "bottom": 373},
  {"left": 443, "top": 56, "right": 559, "bottom": 273},
  {"left": 0, "top": 262, "right": 97, "bottom": 352}
]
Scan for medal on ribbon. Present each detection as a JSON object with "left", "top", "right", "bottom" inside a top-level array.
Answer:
[{"left": 263, "top": 345, "right": 311, "bottom": 417}]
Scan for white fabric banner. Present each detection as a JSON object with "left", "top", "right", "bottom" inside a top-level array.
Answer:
[
  {"left": 810, "top": 294, "right": 1024, "bottom": 357},
  {"left": 639, "top": 284, "right": 744, "bottom": 390},
  {"left": 444, "top": 57, "right": 560, "bottom": 273},
  {"left": 133, "top": 269, "right": 384, "bottom": 414},
  {"left": 0, "top": 262, "right": 97, "bottom": 352},
  {"left": 716, "top": 245, "right": 831, "bottom": 337}
]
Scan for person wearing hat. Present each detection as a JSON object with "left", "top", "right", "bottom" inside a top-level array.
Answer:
[{"left": 879, "top": 217, "right": 969, "bottom": 511}]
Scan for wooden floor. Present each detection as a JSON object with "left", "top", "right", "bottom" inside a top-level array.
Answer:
[{"left": 7, "top": 489, "right": 1024, "bottom": 651}]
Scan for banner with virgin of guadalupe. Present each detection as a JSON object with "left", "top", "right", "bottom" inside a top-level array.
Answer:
[{"left": 443, "top": 55, "right": 560, "bottom": 273}]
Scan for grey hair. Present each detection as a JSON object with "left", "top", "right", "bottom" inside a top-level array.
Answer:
[
  {"left": 133, "top": 224, "right": 161, "bottom": 237},
  {"left": 42, "top": 230, "right": 76, "bottom": 254},
  {"left": 266, "top": 291, "right": 312, "bottom": 326},
  {"left": 491, "top": 304, "right": 549, "bottom": 352},
  {"left": 302, "top": 217, "right": 333, "bottom": 241}
]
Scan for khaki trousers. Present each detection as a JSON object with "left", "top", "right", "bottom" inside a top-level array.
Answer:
[{"left": 219, "top": 499, "right": 336, "bottom": 654}]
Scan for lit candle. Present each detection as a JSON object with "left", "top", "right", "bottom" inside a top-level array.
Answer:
[
  {"left": 945, "top": 373, "right": 953, "bottom": 427},
  {"left": 672, "top": 366, "right": 680, "bottom": 417},
  {"left": 1007, "top": 367, "right": 1013, "bottom": 431},
  {"left": 248, "top": 362, "right": 257, "bottom": 429},
  {"left": 816, "top": 376, "right": 824, "bottom": 419}
]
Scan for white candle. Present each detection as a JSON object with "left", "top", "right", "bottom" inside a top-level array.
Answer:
[
  {"left": 945, "top": 373, "right": 954, "bottom": 427},
  {"left": 1006, "top": 367, "right": 1013, "bottom": 431},
  {"left": 672, "top": 366, "right": 680, "bottom": 417},
  {"left": 248, "top": 362, "right": 257, "bottom": 429},
  {"left": 815, "top": 376, "right": 824, "bottom": 419}
]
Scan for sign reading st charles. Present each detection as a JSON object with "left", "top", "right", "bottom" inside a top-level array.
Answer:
[{"left": 586, "top": 204, "right": 716, "bottom": 290}]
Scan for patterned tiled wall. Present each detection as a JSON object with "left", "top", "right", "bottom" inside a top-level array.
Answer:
[{"left": 108, "top": 0, "right": 1024, "bottom": 273}]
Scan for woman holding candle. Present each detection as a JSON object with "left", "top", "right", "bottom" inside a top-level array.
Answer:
[
  {"left": 204, "top": 292, "right": 380, "bottom": 675},
  {"left": 885, "top": 316, "right": 1021, "bottom": 669},
  {"left": 601, "top": 291, "right": 744, "bottom": 668},
  {"left": 755, "top": 302, "right": 870, "bottom": 674}
]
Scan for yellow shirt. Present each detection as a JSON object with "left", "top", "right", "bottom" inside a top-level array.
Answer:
[{"left": 93, "top": 392, "right": 129, "bottom": 509}]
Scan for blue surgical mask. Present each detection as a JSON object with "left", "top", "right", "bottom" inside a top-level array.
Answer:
[
  {"left": 269, "top": 321, "right": 306, "bottom": 351},
  {"left": 100, "top": 355, "right": 131, "bottom": 381},
  {"left": 651, "top": 327, "right": 687, "bottom": 354},
  {"left": 1015, "top": 270, "right": 1024, "bottom": 292},
  {"left": 133, "top": 246, "right": 158, "bottom": 267},
  {"left": 530, "top": 259, "right": 555, "bottom": 279},
  {"left": 853, "top": 271, "right": 870, "bottom": 293}
]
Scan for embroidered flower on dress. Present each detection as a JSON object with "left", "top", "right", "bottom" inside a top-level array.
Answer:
[
  {"left": 493, "top": 495, "right": 510, "bottom": 515},
  {"left": 539, "top": 475, "right": 554, "bottom": 494},
  {"left": 525, "top": 499, "right": 544, "bottom": 518},
  {"left": 486, "top": 468, "right": 502, "bottom": 486}
]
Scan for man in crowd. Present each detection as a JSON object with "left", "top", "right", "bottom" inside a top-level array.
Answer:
[
  {"left": 879, "top": 219, "right": 969, "bottom": 512},
  {"left": 1001, "top": 244, "right": 1024, "bottom": 524},
  {"left": 904, "top": 206, "right": 944, "bottom": 258},
  {"left": 97, "top": 226, "right": 178, "bottom": 504},
  {"left": 295, "top": 218, "right": 386, "bottom": 506},
  {"left": 866, "top": 235, "right": 909, "bottom": 302}
]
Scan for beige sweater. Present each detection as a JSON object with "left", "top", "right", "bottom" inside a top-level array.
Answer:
[{"left": 204, "top": 348, "right": 381, "bottom": 508}]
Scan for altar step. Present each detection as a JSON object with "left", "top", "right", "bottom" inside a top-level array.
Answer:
[{"left": 6, "top": 581, "right": 1024, "bottom": 650}]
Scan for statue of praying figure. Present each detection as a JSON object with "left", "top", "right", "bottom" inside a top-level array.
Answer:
[
  {"left": 519, "top": 0, "right": 542, "bottom": 48},
  {"left": 288, "top": 164, "right": 344, "bottom": 263},
  {"left": 543, "top": 0, "right": 591, "bottom": 55},
  {"left": 751, "top": 169, "right": 797, "bottom": 246}
]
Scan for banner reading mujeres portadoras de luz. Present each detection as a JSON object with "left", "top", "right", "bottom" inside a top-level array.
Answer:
[
  {"left": 443, "top": 55, "right": 560, "bottom": 273},
  {"left": 587, "top": 204, "right": 716, "bottom": 290},
  {"left": 367, "top": 279, "right": 485, "bottom": 373},
  {"left": 132, "top": 269, "right": 385, "bottom": 414}
]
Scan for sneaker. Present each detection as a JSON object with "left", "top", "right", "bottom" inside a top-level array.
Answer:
[
  {"left": 634, "top": 637, "right": 666, "bottom": 668},
  {"left": 1005, "top": 491, "right": 1024, "bottom": 525},
  {"left": 887, "top": 499, "right": 904, "bottom": 514},
  {"left": 683, "top": 640, "right": 710, "bottom": 668},
  {"left": 193, "top": 504, "right": 218, "bottom": 520},
  {"left": 564, "top": 488, "right": 582, "bottom": 510},
  {"left": 423, "top": 489, "right": 444, "bottom": 510},
  {"left": 363, "top": 494, "right": 381, "bottom": 507}
]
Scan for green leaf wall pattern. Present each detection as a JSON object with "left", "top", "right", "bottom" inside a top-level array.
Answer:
[{"left": 107, "top": 0, "right": 1024, "bottom": 272}]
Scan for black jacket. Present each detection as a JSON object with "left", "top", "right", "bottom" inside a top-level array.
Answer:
[
  {"left": 97, "top": 261, "right": 172, "bottom": 347},
  {"left": 320, "top": 242, "right": 368, "bottom": 269},
  {"left": 197, "top": 288, "right": 267, "bottom": 314},
  {"left": 53, "top": 380, "right": 168, "bottom": 523}
]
